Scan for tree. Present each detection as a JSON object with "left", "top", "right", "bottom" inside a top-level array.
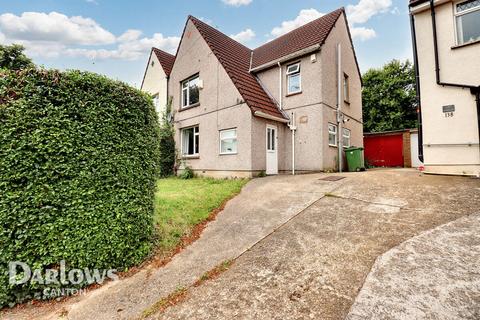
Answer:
[
  {"left": 0, "top": 44, "right": 34, "bottom": 70},
  {"left": 362, "top": 60, "right": 417, "bottom": 132}
]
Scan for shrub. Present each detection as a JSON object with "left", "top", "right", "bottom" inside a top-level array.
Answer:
[
  {"left": 180, "top": 167, "right": 195, "bottom": 180},
  {"left": 158, "top": 124, "right": 175, "bottom": 178},
  {"left": 0, "top": 68, "right": 160, "bottom": 307}
]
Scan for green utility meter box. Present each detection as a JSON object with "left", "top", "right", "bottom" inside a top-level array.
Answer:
[{"left": 345, "top": 147, "right": 365, "bottom": 172}]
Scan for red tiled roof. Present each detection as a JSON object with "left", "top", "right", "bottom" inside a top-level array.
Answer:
[
  {"left": 188, "top": 16, "right": 286, "bottom": 120},
  {"left": 251, "top": 8, "right": 344, "bottom": 69},
  {"left": 152, "top": 47, "right": 175, "bottom": 77}
]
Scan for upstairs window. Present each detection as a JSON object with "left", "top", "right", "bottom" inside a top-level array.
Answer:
[
  {"left": 455, "top": 0, "right": 480, "bottom": 45},
  {"left": 343, "top": 73, "right": 350, "bottom": 103},
  {"left": 181, "top": 74, "right": 200, "bottom": 108},
  {"left": 286, "top": 63, "right": 301, "bottom": 94},
  {"left": 182, "top": 126, "right": 199, "bottom": 156}
]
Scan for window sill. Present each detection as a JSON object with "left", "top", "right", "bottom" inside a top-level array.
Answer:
[
  {"left": 182, "top": 155, "right": 200, "bottom": 159},
  {"left": 179, "top": 103, "right": 200, "bottom": 112},
  {"left": 452, "top": 39, "right": 480, "bottom": 50},
  {"left": 286, "top": 91, "right": 302, "bottom": 97},
  {"left": 219, "top": 152, "right": 238, "bottom": 156},
  {"left": 329, "top": 144, "right": 338, "bottom": 148}
]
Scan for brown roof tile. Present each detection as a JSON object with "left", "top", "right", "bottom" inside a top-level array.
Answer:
[
  {"left": 188, "top": 16, "right": 286, "bottom": 120},
  {"left": 152, "top": 47, "right": 175, "bottom": 77},
  {"left": 251, "top": 8, "right": 343, "bottom": 69}
]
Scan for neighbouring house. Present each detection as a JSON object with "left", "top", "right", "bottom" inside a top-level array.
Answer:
[
  {"left": 409, "top": 0, "right": 480, "bottom": 176},
  {"left": 364, "top": 129, "right": 423, "bottom": 168},
  {"left": 141, "top": 48, "right": 175, "bottom": 118},
  {"left": 141, "top": 7, "right": 363, "bottom": 178}
]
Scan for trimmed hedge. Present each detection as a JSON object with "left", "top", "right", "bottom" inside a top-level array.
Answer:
[{"left": 0, "top": 69, "right": 160, "bottom": 307}]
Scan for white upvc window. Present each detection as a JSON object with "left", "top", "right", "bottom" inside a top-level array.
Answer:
[
  {"left": 219, "top": 128, "right": 237, "bottom": 154},
  {"left": 343, "top": 73, "right": 350, "bottom": 103},
  {"left": 328, "top": 123, "right": 337, "bottom": 147},
  {"left": 455, "top": 0, "right": 480, "bottom": 45},
  {"left": 181, "top": 74, "right": 200, "bottom": 108},
  {"left": 181, "top": 125, "right": 199, "bottom": 156},
  {"left": 286, "top": 62, "right": 301, "bottom": 94},
  {"left": 343, "top": 128, "right": 351, "bottom": 148}
]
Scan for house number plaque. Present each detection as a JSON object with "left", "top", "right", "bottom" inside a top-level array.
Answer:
[{"left": 442, "top": 105, "right": 455, "bottom": 118}]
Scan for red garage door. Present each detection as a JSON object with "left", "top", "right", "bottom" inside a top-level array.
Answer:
[{"left": 364, "top": 134, "right": 404, "bottom": 167}]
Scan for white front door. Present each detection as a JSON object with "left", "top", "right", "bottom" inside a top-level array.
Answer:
[{"left": 266, "top": 125, "right": 278, "bottom": 175}]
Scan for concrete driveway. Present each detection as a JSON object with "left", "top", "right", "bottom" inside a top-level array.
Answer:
[
  {"left": 2, "top": 169, "right": 479, "bottom": 320},
  {"left": 155, "top": 169, "right": 480, "bottom": 320}
]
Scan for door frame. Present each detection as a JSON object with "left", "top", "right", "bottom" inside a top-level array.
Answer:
[{"left": 266, "top": 124, "right": 278, "bottom": 175}]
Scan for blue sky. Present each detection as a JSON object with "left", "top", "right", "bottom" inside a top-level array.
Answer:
[{"left": 0, "top": 0, "right": 412, "bottom": 87}]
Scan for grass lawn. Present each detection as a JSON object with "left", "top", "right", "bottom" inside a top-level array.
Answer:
[{"left": 154, "top": 177, "right": 249, "bottom": 253}]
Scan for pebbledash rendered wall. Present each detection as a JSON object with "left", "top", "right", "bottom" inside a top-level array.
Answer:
[
  {"left": 255, "top": 13, "right": 363, "bottom": 173},
  {"left": 412, "top": 1, "right": 480, "bottom": 176},
  {"left": 170, "top": 20, "right": 255, "bottom": 178}
]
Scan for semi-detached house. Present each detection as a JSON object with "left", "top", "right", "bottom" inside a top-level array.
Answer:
[{"left": 141, "top": 7, "right": 363, "bottom": 178}]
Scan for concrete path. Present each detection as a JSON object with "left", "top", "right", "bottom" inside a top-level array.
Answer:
[
  {"left": 153, "top": 169, "right": 480, "bottom": 320},
  {"left": 20, "top": 174, "right": 341, "bottom": 320},
  {"left": 347, "top": 212, "right": 480, "bottom": 320}
]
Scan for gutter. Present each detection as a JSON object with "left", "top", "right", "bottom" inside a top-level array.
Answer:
[
  {"left": 428, "top": 0, "right": 480, "bottom": 156},
  {"left": 254, "top": 111, "right": 289, "bottom": 123},
  {"left": 409, "top": 12, "right": 424, "bottom": 162},
  {"left": 250, "top": 44, "right": 321, "bottom": 73}
]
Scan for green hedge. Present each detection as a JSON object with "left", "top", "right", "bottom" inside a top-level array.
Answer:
[{"left": 0, "top": 69, "right": 160, "bottom": 307}]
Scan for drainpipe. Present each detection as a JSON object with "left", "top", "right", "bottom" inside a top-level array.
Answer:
[
  {"left": 337, "top": 43, "right": 343, "bottom": 172},
  {"left": 278, "top": 62, "right": 283, "bottom": 110},
  {"left": 409, "top": 12, "right": 424, "bottom": 162},
  {"left": 288, "top": 112, "right": 296, "bottom": 175},
  {"left": 280, "top": 61, "right": 296, "bottom": 175},
  {"left": 428, "top": 0, "right": 480, "bottom": 156}
]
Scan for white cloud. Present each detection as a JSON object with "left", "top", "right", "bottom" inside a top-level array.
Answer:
[
  {"left": 0, "top": 11, "right": 180, "bottom": 61},
  {"left": 118, "top": 29, "right": 142, "bottom": 42},
  {"left": 199, "top": 17, "right": 213, "bottom": 25},
  {"left": 271, "top": 9, "right": 324, "bottom": 38},
  {"left": 222, "top": 0, "right": 252, "bottom": 7},
  {"left": 346, "top": 0, "right": 392, "bottom": 25},
  {"left": 230, "top": 28, "right": 255, "bottom": 44},
  {"left": 350, "top": 27, "right": 377, "bottom": 41},
  {"left": 0, "top": 12, "right": 115, "bottom": 45},
  {"left": 66, "top": 33, "right": 180, "bottom": 60},
  {"left": 85, "top": 0, "right": 98, "bottom": 5}
]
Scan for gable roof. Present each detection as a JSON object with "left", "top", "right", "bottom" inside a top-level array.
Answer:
[
  {"left": 251, "top": 8, "right": 344, "bottom": 69},
  {"left": 188, "top": 16, "right": 286, "bottom": 119},
  {"left": 152, "top": 47, "right": 175, "bottom": 77}
]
